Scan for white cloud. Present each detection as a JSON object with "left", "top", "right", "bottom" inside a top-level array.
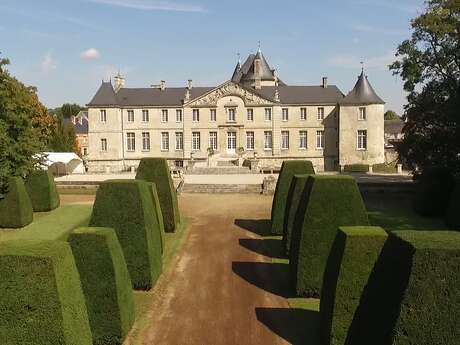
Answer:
[
  {"left": 41, "top": 51, "right": 57, "bottom": 74},
  {"left": 81, "top": 48, "right": 101, "bottom": 60},
  {"left": 328, "top": 50, "right": 397, "bottom": 70},
  {"left": 87, "top": 0, "right": 206, "bottom": 12}
]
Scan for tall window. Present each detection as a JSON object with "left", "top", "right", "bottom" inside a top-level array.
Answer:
[
  {"left": 175, "top": 132, "right": 183, "bottom": 150},
  {"left": 282, "top": 108, "right": 289, "bottom": 121},
  {"left": 100, "top": 138, "right": 107, "bottom": 151},
  {"left": 264, "top": 131, "right": 273, "bottom": 150},
  {"left": 161, "top": 132, "right": 169, "bottom": 151},
  {"left": 127, "top": 110, "right": 134, "bottom": 122},
  {"left": 247, "top": 109, "right": 254, "bottom": 121},
  {"left": 281, "top": 131, "right": 289, "bottom": 149},
  {"left": 210, "top": 109, "right": 216, "bottom": 122},
  {"left": 142, "top": 132, "right": 150, "bottom": 151},
  {"left": 300, "top": 108, "right": 307, "bottom": 120},
  {"left": 265, "top": 108, "right": 272, "bottom": 121},
  {"left": 127, "top": 132, "right": 135, "bottom": 151},
  {"left": 299, "top": 131, "right": 307, "bottom": 149},
  {"left": 316, "top": 130, "right": 324, "bottom": 149},
  {"left": 246, "top": 131, "right": 254, "bottom": 150},
  {"left": 192, "top": 109, "right": 200, "bottom": 122},
  {"left": 228, "top": 108, "right": 236, "bottom": 122},
  {"left": 317, "top": 107, "right": 325, "bottom": 120},
  {"left": 209, "top": 132, "right": 217, "bottom": 150},
  {"left": 100, "top": 109, "right": 106, "bottom": 122},
  {"left": 358, "top": 107, "right": 367, "bottom": 121},
  {"left": 357, "top": 130, "right": 367, "bottom": 150},
  {"left": 192, "top": 132, "right": 201, "bottom": 150},
  {"left": 142, "top": 110, "right": 149, "bottom": 122},
  {"left": 176, "top": 109, "right": 183, "bottom": 122},
  {"left": 161, "top": 109, "right": 168, "bottom": 122}
]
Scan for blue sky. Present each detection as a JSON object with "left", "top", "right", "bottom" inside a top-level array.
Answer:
[{"left": 0, "top": 0, "right": 424, "bottom": 113}]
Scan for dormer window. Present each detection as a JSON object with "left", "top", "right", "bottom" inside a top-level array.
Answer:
[
  {"left": 100, "top": 109, "right": 106, "bottom": 122},
  {"left": 358, "top": 107, "right": 367, "bottom": 121},
  {"left": 228, "top": 108, "right": 236, "bottom": 122}
]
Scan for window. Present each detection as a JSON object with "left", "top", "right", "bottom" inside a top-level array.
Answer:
[
  {"left": 176, "top": 109, "right": 183, "bottom": 122},
  {"left": 246, "top": 131, "right": 254, "bottom": 150},
  {"left": 192, "top": 109, "right": 200, "bottom": 122},
  {"left": 317, "top": 107, "right": 325, "bottom": 120},
  {"left": 142, "top": 132, "right": 150, "bottom": 151},
  {"left": 142, "top": 110, "right": 149, "bottom": 122},
  {"left": 127, "top": 110, "right": 134, "bottom": 122},
  {"left": 210, "top": 109, "right": 216, "bottom": 122},
  {"left": 175, "top": 132, "right": 183, "bottom": 150},
  {"left": 83, "top": 148, "right": 88, "bottom": 155},
  {"left": 300, "top": 108, "right": 307, "bottom": 120},
  {"left": 228, "top": 108, "right": 236, "bottom": 122},
  {"left": 100, "top": 138, "right": 107, "bottom": 151},
  {"left": 209, "top": 132, "right": 217, "bottom": 150},
  {"left": 264, "top": 131, "right": 273, "bottom": 150},
  {"left": 316, "top": 130, "right": 324, "bottom": 149},
  {"left": 161, "top": 132, "right": 169, "bottom": 151},
  {"left": 358, "top": 107, "right": 367, "bottom": 121},
  {"left": 299, "top": 131, "right": 307, "bottom": 149},
  {"left": 100, "top": 109, "right": 106, "bottom": 122},
  {"left": 282, "top": 108, "right": 289, "bottom": 121},
  {"left": 192, "top": 132, "right": 201, "bottom": 150},
  {"left": 265, "top": 108, "right": 272, "bottom": 121},
  {"left": 127, "top": 132, "right": 135, "bottom": 151},
  {"left": 247, "top": 109, "right": 254, "bottom": 121},
  {"left": 281, "top": 131, "right": 289, "bottom": 150},
  {"left": 161, "top": 109, "right": 168, "bottom": 122},
  {"left": 357, "top": 130, "right": 367, "bottom": 150}
]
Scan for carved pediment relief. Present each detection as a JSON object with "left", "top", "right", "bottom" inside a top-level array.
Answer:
[{"left": 186, "top": 82, "right": 273, "bottom": 107}]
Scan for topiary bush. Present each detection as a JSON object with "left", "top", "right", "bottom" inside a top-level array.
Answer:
[
  {"left": 346, "top": 230, "right": 460, "bottom": 345},
  {"left": 343, "top": 164, "right": 369, "bottom": 173},
  {"left": 271, "top": 160, "right": 315, "bottom": 234},
  {"left": 320, "top": 226, "right": 387, "bottom": 345},
  {"left": 372, "top": 162, "right": 398, "bottom": 174},
  {"left": 0, "top": 239, "right": 92, "bottom": 345},
  {"left": 289, "top": 175, "right": 369, "bottom": 297},
  {"left": 0, "top": 176, "right": 33, "bottom": 228},
  {"left": 283, "top": 174, "right": 312, "bottom": 255},
  {"left": 413, "top": 166, "right": 455, "bottom": 217},
  {"left": 136, "top": 158, "right": 180, "bottom": 232},
  {"left": 446, "top": 179, "right": 460, "bottom": 230},
  {"left": 25, "top": 169, "right": 60, "bottom": 212},
  {"left": 68, "top": 227, "right": 135, "bottom": 345},
  {"left": 147, "top": 182, "right": 165, "bottom": 254},
  {"left": 89, "top": 179, "right": 163, "bottom": 290}
]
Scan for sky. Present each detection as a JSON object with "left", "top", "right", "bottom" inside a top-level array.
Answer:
[{"left": 0, "top": 0, "right": 425, "bottom": 114}]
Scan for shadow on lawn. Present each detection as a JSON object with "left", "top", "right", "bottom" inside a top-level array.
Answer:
[
  {"left": 234, "top": 219, "right": 271, "bottom": 236},
  {"left": 239, "top": 238, "right": 286, "bottom": 259},
  {"left": 256, "top": 307, "right": 320, "bottom": 345},
  {"left": 232, "top": 261, "right": 294, "bottom": 297}
]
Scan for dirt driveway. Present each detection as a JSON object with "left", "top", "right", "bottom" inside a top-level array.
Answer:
[{"left": 134, "top": 193, "right": 311, "bottom": 345}]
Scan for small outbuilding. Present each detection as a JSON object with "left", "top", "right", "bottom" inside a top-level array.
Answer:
[{"left": 42, "top": 152, "right": 85, "bottom": 175}]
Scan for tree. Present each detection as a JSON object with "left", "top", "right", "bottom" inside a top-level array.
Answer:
[
  {"left": 384, "top": 110, "right": 400, "bottom": 120},
  {"left": 390, "top": 0, "right": 460, "bottom": 176},
  {"left": 47, "top": 113, "right": 78, "bottom": 153}
]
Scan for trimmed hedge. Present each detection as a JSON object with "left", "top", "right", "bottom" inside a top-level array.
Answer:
[
  {"left": 346, "top": 230, "right": 460, "bottom": 345},
  {"left": 283, "top": 174, "right": 312, "bottom": 255},
  {"left": 0, "top": 240, "right": 92, "bottom": 345},
  {"left": 25, "top": 170, "right": 60, "bottom": 212},
  {"left": 446, "top": 179, "right": 460, "bottom": 230},
  {"left": 0, "top": 176, "right": 33, "bottom": 228},
  {"left": 68, "top": 227, "right": 135, "bottom": 345},
  {"left": 343, "top": 164, "right": 369, "bottom": 173},
  {"left": 136, "top": 158, "right": 180, "bottom": 232},
  {"left": 90, "top": 179, "right": 163, "bottom": 290},
  {"left": 372, "top": 162, "right": 397, "bottom": 174},
  {"left": 271, "top": 160, "right": 315, "bottom": 234},
  {"left": 413, "top": 166, "right": 455, "bottom": 217},
  {"left": 320, "top": 226, "right": 387, "bottom": 345},
  {"left": 289, "top": 175, "right": 369, "bottom": 297},
  {"left": 147, "top": 182, "right": 165, "bottom": 254}
]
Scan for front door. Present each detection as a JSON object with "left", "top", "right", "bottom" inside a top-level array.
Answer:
[{"left": 227, "top": 132, "right": 236, "bottom": 154}]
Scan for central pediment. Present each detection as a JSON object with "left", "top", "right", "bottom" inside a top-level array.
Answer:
[{"left": 185, "top": 81, "right": 274, "bottom": 107}]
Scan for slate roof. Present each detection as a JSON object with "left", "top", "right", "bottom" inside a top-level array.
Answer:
[
  {"left": 384, "top": 119, "right": 404, "bottom": 134},
  {"left": 63, "top": 116, "right": 89, "bottom": 134},
  {"left": 341, "top": 71, "right": 385, "bottom": 105},
  {"left": 256, "top": 85, "right": 344, "bottom": 105}
]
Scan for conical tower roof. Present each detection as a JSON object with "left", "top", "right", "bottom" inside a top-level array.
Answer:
[
  {"left": 87, "top": 81, "right": 117, "bottom": 106},
  {"left": 341, "top": 71, "right": 384, "bottom": 105}
]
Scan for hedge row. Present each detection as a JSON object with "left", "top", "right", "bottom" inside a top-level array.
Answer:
[
  {"left": 136, "top": 158, "right": 180, "bottom": 232},
  {"left": 147, "top": 182, "right": 165, "bottom": 254},
  {"left": 343, "top": 164, "right": 369, "bottom": 173},
  {"left": 0, "top": 176, "right": 33, "bottom": 228},
  {"left": 271, "top": 160, "right": 315, "bottom": 234},
  {"left": 25, "top": 170, "right": 60, "bottom": 212}
]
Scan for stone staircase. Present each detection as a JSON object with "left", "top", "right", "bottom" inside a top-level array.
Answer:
[
  {"left": 181, "top": 183, "right": 262, "bottom": 194},
  {"left": 188, "top": 166, "right": 253, "bottom": 174}
]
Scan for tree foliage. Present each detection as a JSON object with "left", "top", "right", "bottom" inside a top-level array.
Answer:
[
  {"left": 384, "top": 110, "right": 400, "bottom": 120},
  {"left": 390, "top": 0, "right": 460, "bottom": 176},
  {"left": 47, "top": 113, "right": 78, "bottom": 153}
]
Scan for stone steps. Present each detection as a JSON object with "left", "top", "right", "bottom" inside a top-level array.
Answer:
[
  {"left": 188, "top": 167, "right": 254, "bottom": 175},
  {"left": 181, "top": 183, "right": 262, "bottom": 194}
]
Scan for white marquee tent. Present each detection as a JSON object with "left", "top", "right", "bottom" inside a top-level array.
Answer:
[{"left": 41, "top": 152, "right": 85, "bottom": 175}]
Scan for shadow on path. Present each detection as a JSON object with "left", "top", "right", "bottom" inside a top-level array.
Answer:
[
  {"left": 256, "top": 307, "right": 320, "bottom": 345},
  {"left": 239, "top": 238, "right": 286, "bottom": 259},
  {"left": 234, "top": 219, "right": 271, "bottom": 236}
]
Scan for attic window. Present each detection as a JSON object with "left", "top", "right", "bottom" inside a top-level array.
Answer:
[{"left": 359, "top": 107, "right": 367, "bottom": 121}]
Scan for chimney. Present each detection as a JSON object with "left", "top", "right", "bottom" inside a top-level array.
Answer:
[
  {"left": 114, "top": 73, "right": 125, "bottom": 92},
  {"left": 322, "top": 77, "right": 328, "bottom": 88},
  {"left": 160, "top": 80, "right": 166, "bottom": 91},
  {"left": 187, "top": 79, "right": 193, "bottom": 90}
]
